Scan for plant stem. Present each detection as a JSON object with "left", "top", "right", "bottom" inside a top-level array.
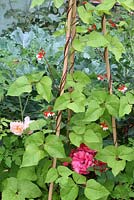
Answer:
[
  {"left": 44, "top": 57, "right": 55, "bottom": 82},
  {"left": 19, "top": 96, "right": 23, "bottom": 121},
  {"left": 102, "top": 14, "right": 118, "bottom": 147},
  {"left": 8, "top": 0, "right": 14, "bottom": 11},
  {"left": 129, "top": 31, "right": 134, "bottom": 58},
  {"left": 69, "top": 0, "right": 76, "bottom": 74},
  {"left": 48, "top": 0, "right": 74, "bottom": 199},
  {"left": 22, "top": 94, "right": 30, "bottom": 117},
  {"left": 67, "top": 0, "right": 76, "bottom": 137},
  {"left": 48, "top": 158, "right": 57, "bottom": 200}
]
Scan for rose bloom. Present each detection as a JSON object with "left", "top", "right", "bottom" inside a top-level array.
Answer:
[
  {"left": 10, "top": 116, "right": 33, "bottom": 136},
  {"left": 23, "top": 116, "right": 33, "bottom": 134},
  {"left": 10, "top": 121, "right": 24, "bottom": 136},
  {"left": 63, "top": 144, "right": 108, "bottom": 175},
  {"left": 70, "top": 144, "right": 96, "bottom": 175}
]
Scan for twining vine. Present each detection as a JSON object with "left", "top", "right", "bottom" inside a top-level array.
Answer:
[
  {"left": 102, "top": 14, "right": 118, "bottom": 147},
  {"left": 48, "top": 0, "right": 75, "bottom": 199}
]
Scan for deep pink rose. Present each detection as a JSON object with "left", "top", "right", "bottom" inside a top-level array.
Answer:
[
  {"left": 70, "top": 144, "right": 96, "bottom": 175},
  {"left": 63, "top": 144, "right": 108, "bottom": 175}
]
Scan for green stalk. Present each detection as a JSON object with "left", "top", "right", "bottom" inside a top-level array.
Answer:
[{"left": 19, "top": 96, "right": 23, "bottom": 121}]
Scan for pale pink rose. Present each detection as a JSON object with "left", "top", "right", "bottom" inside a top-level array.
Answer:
[
  {"left": 70, "top": 144, "right": 96, "bottom": 175},
  {"left": 23, "top": 116, "right": 33, "bottom": 134},
  {"left": 10, "top": 121, "right": 24, "bottom": 136},
  {"left": 10, "top": 116, "right": 33, "bottom": 136},
  {"left": 23, "top": 116, "right": 32, "bottom": 129}
]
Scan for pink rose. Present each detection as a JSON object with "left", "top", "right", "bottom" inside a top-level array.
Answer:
[
  {"left": 10, "top": 121, "right": 24, "bottom": 136},
  {"left": 10, "top": 116, "right": 33, "bottom": 136},
  {"left": 70, "top": 144, "right": 96, "bottom": 175},
  {"left": 63, "top": 144, "right": 108, "bottom": 175},
  {"left": 23, "top": 116, "right": 33, "bottom": 134}
]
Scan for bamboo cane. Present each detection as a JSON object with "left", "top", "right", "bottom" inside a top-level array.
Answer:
[
  {"left": 67, "top": 0, "right": 77, "bottom": 134},
  {"left": 102, "top": 14, "right": 118, "bottom": 147},
  {"left": 69, "top": 0, "right": 76, "bottom": 74},
  {"left": 48, "top": 1, "right": 74, "bottom": 199}
]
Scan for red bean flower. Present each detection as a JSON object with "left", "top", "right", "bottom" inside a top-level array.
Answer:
[
  {"left": 43, "top": 111, "right": 55, "bottom": 119},
  {"left": 117, "top": 85, "right": 127, "bottom": 93},
  {"left": 92, "top": 24, "right": 97, "bottom": 30},
  {"left": 87, "top": 24, "right": 97, "bottom": 33},
  {"left": 36, "top": 49, "right": 46, "bottom": 61},
  {"left": 97, "top": 74, "right": 105, "bottom": 81},
  {"left": 97, "top": 74, "right": 107, "bottom": 81},
  {"left": 108, "top": 19, "right": 117, "bottom": 28},
  {"left": 100, "top": 122, "right": 109, "bottom": 131}
]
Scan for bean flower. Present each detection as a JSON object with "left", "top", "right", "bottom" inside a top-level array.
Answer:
[
  {"left": 97, "top": 74, "right": 107, "bottom": 81},
  {"left": 108, "top": 19, "right": 117, "bottom": 28},
  {"left": 36, "top": 49, "right": 46, "bottom": 61},
  {"left": 100, "top": 122, "right": 109, "bottom": 131},
  {"left": 87, "top": 24, "right": 97, "bottom": 33},
  {"left": 43, "top": 111, "right": 55, "bottom": 119},
  {"left": 117, "top": 85, "right": 127, "bottom": 93}
]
